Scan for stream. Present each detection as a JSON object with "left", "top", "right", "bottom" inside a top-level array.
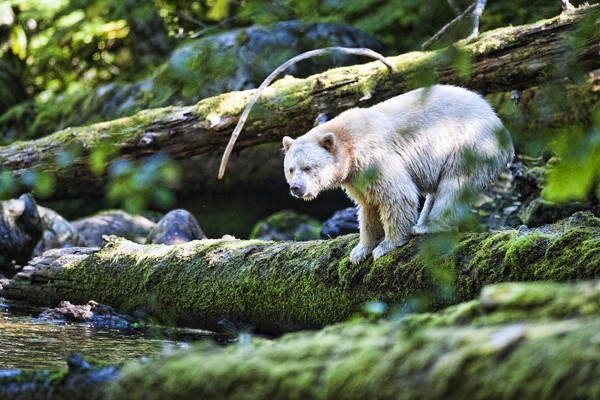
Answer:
[{"left": 0, "top": 298, "right": 220, "bottom": 371}]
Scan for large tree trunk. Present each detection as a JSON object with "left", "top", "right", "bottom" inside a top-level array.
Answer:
[
  {"left": 4, "top": 278, "right": 600, "bottom": 399},
  {"left": 0, "top": 6, "right": 598, "bottom": 199},
  {"left": 2, "top": 212, "right": 599, "bottom": 335}
]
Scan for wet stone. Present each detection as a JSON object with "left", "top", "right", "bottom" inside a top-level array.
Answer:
[
  {"left": 38, "top": 300, "right": 137, "bottom": 328},
  {"left": 72, "top": 210, "right": 156, "bottom": 247},
  {"left": 0, "top": 194, "right": 43, "bottom": 275},
  {"left": 320, "top": 207, "right": 359, "bottom": 239},
  {"left": 147, "top": 209, "right": 206, "bottom": 245},
  {"left": 33, "top": 206, "right": 80, "bottom": 257}
]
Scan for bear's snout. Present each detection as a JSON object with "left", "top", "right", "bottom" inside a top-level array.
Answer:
[{"left": 290, "top": 183, "right": 305, "bottom": 198}]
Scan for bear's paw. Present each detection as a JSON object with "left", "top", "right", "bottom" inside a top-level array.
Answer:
[
  {"left": 373, "top": 239, "right": 407, "bottom": 260},
  {"left": 349, "top": 244, "right": 373, "bottom": 264}
]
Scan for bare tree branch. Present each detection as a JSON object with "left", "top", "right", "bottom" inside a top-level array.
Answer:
[
  {"left": 467, "top": 0, "right": 488, "bottom": 39},
  {"left": 561, "top": 0, "right": 574, "bottom": 11},
  {"left": 422, "top": 1, "right": 477, "bottom": 50},
  {"left": 217, "top": 47, "right": 394, "bottom": 179}
]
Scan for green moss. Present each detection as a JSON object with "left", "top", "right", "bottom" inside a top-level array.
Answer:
[
  {"left": 9, "top": 213, "right": 600, "bottom": 335},
  {"left": 109, "top": 290, "right": 600, "bottom": 399},
  {"left": 249, "top": 210, "right": 322, "bottom": 241}
]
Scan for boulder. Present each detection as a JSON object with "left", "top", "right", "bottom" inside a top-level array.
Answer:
[{"left": 249, "top": 210, "right": 321, "bottom": 241}]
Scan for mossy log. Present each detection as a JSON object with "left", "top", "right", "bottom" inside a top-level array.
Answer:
[
  {"left": 0, "top": 6, "right": 598, "bottom": 199},
  {"left": 2, "top": 212, "right": 599, "bottom": 335},
  {"left": 109, "top": 279, "right": 600, "bottom": 400},
  {"left": 4, "top": 279, "right": 600, "bottom": 399}
]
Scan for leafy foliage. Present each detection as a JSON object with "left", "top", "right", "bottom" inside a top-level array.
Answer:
[
  {"left": 544, "top": 116, "right": 600, "bottom": 202},
  {"left": 4, "top": 0, "right": 168, "bottom": 100},
  {"left": 2, "top": 0, "right": 591, "bottom": 103},
  {"left": 157, "top": 0, "right": 589, "bottom": 53},
  {"left": 106, "top": 154, "right": 180, "bottom": 214},
  {"left": 0, "top": 0, "right": 598, "bottom": 216}
]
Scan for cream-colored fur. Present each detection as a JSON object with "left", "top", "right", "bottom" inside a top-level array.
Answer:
[{"left": 283, "top": 85, "right": 514, "bottom": 263}]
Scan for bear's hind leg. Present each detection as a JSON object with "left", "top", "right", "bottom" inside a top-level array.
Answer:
[
  {"left": 420, "top": 177, "right": 475, "bottom": 233},
  {"left": 411, "top": 194, "right": 435, "bottom": 235},
  {"left": 372, "top": 179, "right": 419, "bottom": 260}
]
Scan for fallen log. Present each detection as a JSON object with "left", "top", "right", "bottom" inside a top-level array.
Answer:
[
  {"left": 2, "top": 212, "right": 599, "bottom": 334},
  {"left": 109, "top": 280, "right": 600, "bottom": 400},
  {"left": 0, "top": 6, "right": 598, "bottom": 199},
  {"left": 4, "top": 279, "right": 600, "bottom": 399}
]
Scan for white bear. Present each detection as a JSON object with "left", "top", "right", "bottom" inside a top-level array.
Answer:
[{"left": 282, "top": 85, "right": 514, "bottom": 264}]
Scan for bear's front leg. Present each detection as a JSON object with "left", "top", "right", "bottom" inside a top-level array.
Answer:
[{"left": 349, "top": 202, "right": 383, "bottom": 264}]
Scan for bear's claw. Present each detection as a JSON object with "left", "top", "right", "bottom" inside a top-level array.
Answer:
[
  {"left": 349, "top": 244, "right": 373, "bottom": 264},
  {"left": 372, "top": 239, "right": 407, "bottom": 260}
]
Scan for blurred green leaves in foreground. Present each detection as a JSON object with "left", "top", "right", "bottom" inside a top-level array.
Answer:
[
  {"left": 543, "top": 111, "right": 600, "bottom": 202},
  {"left": 0, "top": 149, "right": 180, "bottom": 215},
  {"left": 105, "top": 154, "right": 180, "bottom": 214}
]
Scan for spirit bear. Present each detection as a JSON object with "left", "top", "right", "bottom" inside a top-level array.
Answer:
[{"left": 282, "top": 85, "right": 514, "bottom": 264}]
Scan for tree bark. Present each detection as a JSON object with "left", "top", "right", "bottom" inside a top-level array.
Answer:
[
  {"left": 2, "top": 212, "right": 599, "bottom": 335},
  {"left": 4, "top": 279, "right": 600, "bottom": 399},
  {"left": 0, "top": 5, "right": 598, "bottom": 199}
]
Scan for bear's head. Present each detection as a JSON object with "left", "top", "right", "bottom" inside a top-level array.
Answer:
[{"left": 282, "top": 131, "right": 341, "bottom": 201}]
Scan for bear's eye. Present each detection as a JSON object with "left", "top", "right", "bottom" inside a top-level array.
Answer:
[
  {"left": 289, "top": 167, "right": 295, "bottom": 174},
  {"left": 301, "top": 166, "right": 312, "bottom": 172}
]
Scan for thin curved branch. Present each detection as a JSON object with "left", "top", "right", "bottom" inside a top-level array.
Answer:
[
  {"left": 422, "top": 1, "right": 477, "bottom": 50},
  {"left": 217, "top": 47, "right": 394, "bottom": 179}
]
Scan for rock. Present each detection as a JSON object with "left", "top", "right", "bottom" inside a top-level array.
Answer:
[
  {"left": 475, "top": 166, "right": 522, "bottom": 230},
  {"left": 147, "top": 209, "right": 206, "bottom": 245},
  {"left": 513, "top": 158, "right": 600, "bottom": 227},
  {"left": 320, "top": 207, "right": 359, "bottom": 239},
  {"left": 0, "top": 193, "right": 43, "bottom": 275},
  {"left": 33, "top": 206, "right": 80, "bottom": 256},
  {"left": 249, "top": 210, "right": 322, "bottom": 241},
  {"left": 72, "top": 210, "right": 156, "bottom": 247},
  {"left": 167, "top": 20, "right": 386, "bottom": 101},
  {"left": 38, "top": 300, "right": 136, "bottom": 328}
]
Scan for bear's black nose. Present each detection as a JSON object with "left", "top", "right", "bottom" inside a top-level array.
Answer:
[{"left": 290, "top": 184, "right": 303, "bottom": 197}]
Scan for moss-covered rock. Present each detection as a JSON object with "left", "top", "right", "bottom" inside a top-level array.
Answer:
[{"left": 249, "top": 210, "right": 322, "bottom": 241}]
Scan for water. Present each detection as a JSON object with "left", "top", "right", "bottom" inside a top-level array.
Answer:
[{"left": 0, "top": 298, "right": 220, "bottom": 370}]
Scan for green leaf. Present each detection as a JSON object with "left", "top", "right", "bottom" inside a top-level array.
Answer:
[
  {"left": 206, "top": 0, "right": 231, "bottom": 21},
  {"left": 543, "top": 128, "right": 600, "bottom": 202},
  {"left": 11, "top": 25, "right": 27, "bottom": 60}
]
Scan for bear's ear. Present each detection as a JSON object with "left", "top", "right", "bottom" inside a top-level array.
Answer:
[
  {"left": 319, "top": 132, "right": 336, "bottom": 152},
  {"left": 282, "top": 136, "right": 295, "bottom": 153}
]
